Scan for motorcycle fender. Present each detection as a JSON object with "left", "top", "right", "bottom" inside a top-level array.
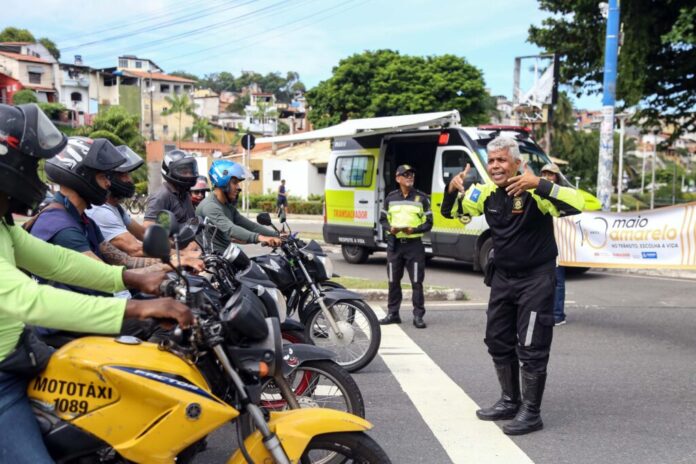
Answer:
[
  {"left": 282, "top": 343, "right": 335, "bottom": 376},
  {"left": 280, "top": 318, "right": 305, "bottom": 333},
  {"left": 228, "top": 409, "right": 372, "bottom": 464},
  {"left": 319, "top": 288, "right": 364, "bottom": 308}
]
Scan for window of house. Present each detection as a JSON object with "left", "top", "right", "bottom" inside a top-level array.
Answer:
[
  {"left": 135, "top": 61, "right": 142, "bottom": 69},
  {"left": 118, "top": 59, "right": 128, "bottom": 68},
  {"left": 252, "top": 170, "right": 260, "bottom": 180},
  {"left": 317, "top": 166, "right": 327, "bottom": 175},
  {"left": 160, "top": 84, "right": 170, "bottom": 93},
  {"left": 272, "top": 170, "right": 281, "bottom": 181},
  {"left": 183, "top": 85, "right": 191, "bottom": 92},
  {"left": 70, "top": 92, "right": 82, "bottom": 102},
  {"left": 28, "top": 72, "right": 41, "bottom": 84},
  {"left": 163, "top": 125, "right": 169, "bottom": 135},
  {"left": 173, "top": 85, "right": 181, "bottom": 94},
  {"left": 334, "top": 156, "right": 374, "bottom": 187}
]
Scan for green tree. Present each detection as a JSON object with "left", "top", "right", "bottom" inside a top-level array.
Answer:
[
  {"left": 11, "top": 89, "right": 38, "bottom": 104},
  {"left": 528, "top": 1, "right": 696, "bottom": 138},
  {"left": 0, "top": 27, "right": 34, "bottom": 42},
  {"left": 306, "top": 50, "right": 491, "bottom": 129},
  {"left": 161, "top": 94, "right": 196, "bottom": 146},
  {"left": 226, "top": 94, "right": 250, "bottom": 114},
  {"left": 184, "top": 117, "right": 216, "bottom": 142}
]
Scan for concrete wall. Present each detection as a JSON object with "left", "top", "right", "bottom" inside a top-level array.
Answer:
[{"left": 119, "top": 84, "right": 142, "bottom": 117}]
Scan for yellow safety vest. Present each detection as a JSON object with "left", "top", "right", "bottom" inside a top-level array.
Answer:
[{"left": 387, "top": 200, "right": 426, "bottom": 238}]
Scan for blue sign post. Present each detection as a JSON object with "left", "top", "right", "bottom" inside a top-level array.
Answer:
[{"left": 596, "top": 0, "right": 621, "bottom": 211}]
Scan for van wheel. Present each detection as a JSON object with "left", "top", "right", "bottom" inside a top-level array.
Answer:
[
  {"left": 341, "top": 245, "right": 370, "bottom": 264},
  {"left": 478, "top": 237, "right": 493, "bottom": 274}
]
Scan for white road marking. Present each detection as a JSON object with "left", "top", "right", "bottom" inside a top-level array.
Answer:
[{"left": 372, "top": 305, "right": 534, "bottom": 464}]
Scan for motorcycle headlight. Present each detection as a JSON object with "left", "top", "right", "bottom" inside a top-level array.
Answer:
[
  {"left": 267, "top": 287, "right": 287, "bottom": 322},
  {"left": 316, "top": 255, "right": 334, "bottom": 280}
]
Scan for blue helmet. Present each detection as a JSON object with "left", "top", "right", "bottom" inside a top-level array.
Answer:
[{"left": 209, "top": 159, "right": 246, "bottom": 191}]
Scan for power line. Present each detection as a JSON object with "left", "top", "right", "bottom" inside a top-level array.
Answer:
[
  {"left": 53, "top": 0, "right": 208, "bottom": 42},
  {"left": 164, "top": 0, "right": 365, "bottom": 66},
  {"left": 62, "top": 0, "right": 258, "bottom": 51},
  {"left": 80, "top": 0, "right": 304, "bottom": 63}
]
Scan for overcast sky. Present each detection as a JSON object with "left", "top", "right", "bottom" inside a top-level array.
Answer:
[{"left": 6, "top": 0, "right": 602, "bottom": 108}]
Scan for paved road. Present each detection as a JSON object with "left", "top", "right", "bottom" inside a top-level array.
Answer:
[{"left": 193, "top": 240, "right": 696, "bottom": 464}]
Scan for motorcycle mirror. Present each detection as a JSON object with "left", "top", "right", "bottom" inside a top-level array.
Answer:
[
  {"left": 155, "top": 210, "right": 179, "bottom": 236},
  {"left": 256, "top": 212, "right": 272, "bottom": 226},
  {"left": 143, "top": 225, "right": 171, "bottom": 262}
]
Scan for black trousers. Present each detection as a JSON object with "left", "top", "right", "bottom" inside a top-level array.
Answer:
[
  {"left": 387, "top": 239, "right": 426, "bottom": 317},
  {"left": 485, "top": 263, "right": 556, "bottom": 373}
]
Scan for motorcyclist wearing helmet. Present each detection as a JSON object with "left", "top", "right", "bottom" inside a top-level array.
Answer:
[
  {"left": 85, "top": 146, "right": 203, "bottom": 271},
  {"left": 143, "top": 149, "right": 198, "bottom": 228},
  {"left": 28, "top": 137, "right": 169, "bottom": 277},
  {"left": 190, "top": 176, "right": 210, "bottom": 208},
  {"left": 0, "top": 105, "right": 192, "bottom": 464},
  {"left": 197, "top": 159, "right": 281, "bottom": 252}
]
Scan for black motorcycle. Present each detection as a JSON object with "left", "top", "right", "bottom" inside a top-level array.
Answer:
[{"left": 252, "top": 213, "right": 381, "bottom": 373}]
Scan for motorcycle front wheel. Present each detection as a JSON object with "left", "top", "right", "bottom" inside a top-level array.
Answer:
[
  {"left": 239, "top": 360, "right": 365, "bottom": 438},
  {"left": 304, "top": 299, "right": 381, "bottom": 372},
  {"left": 300, "top": 432, "right": 391, "bottom": 464}
]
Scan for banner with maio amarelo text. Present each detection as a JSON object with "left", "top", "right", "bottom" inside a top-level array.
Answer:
[{"left": 554, "top": 202, "right": 696, "bottom": 269}]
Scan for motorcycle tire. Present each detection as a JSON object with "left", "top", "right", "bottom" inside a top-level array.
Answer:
[
  {"left": 300, "top": 432, "right": 392, "bottom": 464},
  {"left": 303, "top": 299, "right": 381, "bottom": 373},
  {"left": 239, "top": 360, "right": 365, "bottom": 439}
]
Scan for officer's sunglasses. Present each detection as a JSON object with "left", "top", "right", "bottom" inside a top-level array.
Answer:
[{"left": 399, "top": 171, "right": 415, "bottom": 178}]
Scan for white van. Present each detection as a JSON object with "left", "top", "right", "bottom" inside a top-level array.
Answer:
[{"left": 260, "top": 111, "right": 600, "bottom": 271}]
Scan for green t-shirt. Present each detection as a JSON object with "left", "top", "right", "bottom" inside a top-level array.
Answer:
[{"left": 0, "top": 219, "right": 127, "bottom": 361}]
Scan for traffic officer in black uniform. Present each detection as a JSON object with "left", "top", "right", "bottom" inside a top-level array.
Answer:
[
  {"left": 441, "top": 137, "right": 584, "bottom": 435},
  {"left": 379, "top": 165, "right": 433, "bottom": 329}
]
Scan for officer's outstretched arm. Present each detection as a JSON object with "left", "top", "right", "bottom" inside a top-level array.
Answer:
[
  {"left": 534, "top": 179, "right": 585, "bottom": 217},
  {"left": 441, "top": 185, "right": 488, "bottom": 220}
]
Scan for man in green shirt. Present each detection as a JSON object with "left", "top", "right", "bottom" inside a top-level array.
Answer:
[
  {"left": 197, "top": 159, "right": 281, "bottom": 252},
  {"left": 0, "top": 103, "right": 192, "bottom": 464}
]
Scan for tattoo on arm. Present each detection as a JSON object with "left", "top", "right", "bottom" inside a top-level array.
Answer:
[{"left": 99, "top": 241, "right": 160, "bottom": 269}]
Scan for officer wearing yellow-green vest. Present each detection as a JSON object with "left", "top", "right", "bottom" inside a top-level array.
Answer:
[{"left": 379, "top": 165, "right": 433, "bottom": 329}]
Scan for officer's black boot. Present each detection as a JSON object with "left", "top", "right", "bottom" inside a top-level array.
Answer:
[
  {"left": 503, "top": 369, "right": 546, "bottom": 435},
  {"left": 476, "top": 361, "right": 520, "bottom": 421}
]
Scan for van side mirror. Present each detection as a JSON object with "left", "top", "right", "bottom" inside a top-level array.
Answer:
[
  {"left": 143, "top": 225, "right": 171, "bottom": 262},
  {"left": 257, "top": 212, "right": 272, "bottom": 226}
]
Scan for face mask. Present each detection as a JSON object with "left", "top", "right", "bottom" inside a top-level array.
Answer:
[{"left": 110, "top": 177, "right": 136, "bottom": 199}]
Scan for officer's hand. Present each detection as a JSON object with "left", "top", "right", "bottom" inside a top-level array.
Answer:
[
  {"left": 506, "top": 163, "right": 540, "bottom": 196},
  {"left": 448, "top": 164, "right": 471, "bottom": 193},
  {"left": 403, "top": 227, "right": 414, "bottom": 235},
  {"left": 390, "top": 227, "right": 401, "bottom": 235},
  {"left": 123, "top": 269, "right": 167, "bottom": 295},
  {"left": 124, "top": 298, "right": 193, "bottom": 329}
]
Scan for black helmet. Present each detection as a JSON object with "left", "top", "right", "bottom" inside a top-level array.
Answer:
[
  {"left": 0, "top": 103, "right": 67, "bottom": 215},
  {"left": 45, "top": 137, "right": 125, "bottom": 206},
  {"left": 109, "top": 145, "right": 144, "bottom": 199},
  {"left": 162, "top": 149, "right": 198, "bottom": 190}
]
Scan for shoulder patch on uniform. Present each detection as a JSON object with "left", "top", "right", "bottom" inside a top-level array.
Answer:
[
  {"left": 469, "top": 188, "right": 481, "bottom": 202},
  {"left": 415, "top": 195, "right": 421, "bottom": 202}
]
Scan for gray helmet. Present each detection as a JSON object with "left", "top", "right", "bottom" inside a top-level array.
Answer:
[{"left": 161, "top": 149, "right": 198, "bottom": 190}]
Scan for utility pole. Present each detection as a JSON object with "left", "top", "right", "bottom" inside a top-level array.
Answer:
[
  {"left": 149, "top": 72, "right": 155, "bottom": 141},
  {"left": 616, "top": 113, "right": 626, "bottom": 211},
  {"left": 596, "top": 0, "right": 621, "bottom": 211}
]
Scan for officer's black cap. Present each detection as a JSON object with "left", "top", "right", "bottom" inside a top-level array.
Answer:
[{"left": 396, "top": 164, "right": 416, "bottom": 176}]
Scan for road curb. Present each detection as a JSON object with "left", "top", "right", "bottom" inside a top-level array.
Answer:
[
  {"left": 593, "top": 268, "right": 696, "bottom": 280},
  {"left": 346, "top": 287, "right": 467, "bottom": 301}
]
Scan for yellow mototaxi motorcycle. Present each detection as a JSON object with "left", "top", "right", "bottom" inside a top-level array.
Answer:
[{"left": 27, "top": 224, "right": 391, "bottom": 463}]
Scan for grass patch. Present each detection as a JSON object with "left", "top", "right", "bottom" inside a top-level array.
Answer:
[{"left": 332, "top": 276, "right": 449, "bottom": 291}]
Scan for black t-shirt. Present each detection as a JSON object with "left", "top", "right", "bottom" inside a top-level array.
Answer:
[{"left": 144, "top": 182, "right": 196, "bottom": 224}]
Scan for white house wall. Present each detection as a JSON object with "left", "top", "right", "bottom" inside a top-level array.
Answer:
[{"left": 261, "top": 159, "right": 325, "bottom": 199}]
